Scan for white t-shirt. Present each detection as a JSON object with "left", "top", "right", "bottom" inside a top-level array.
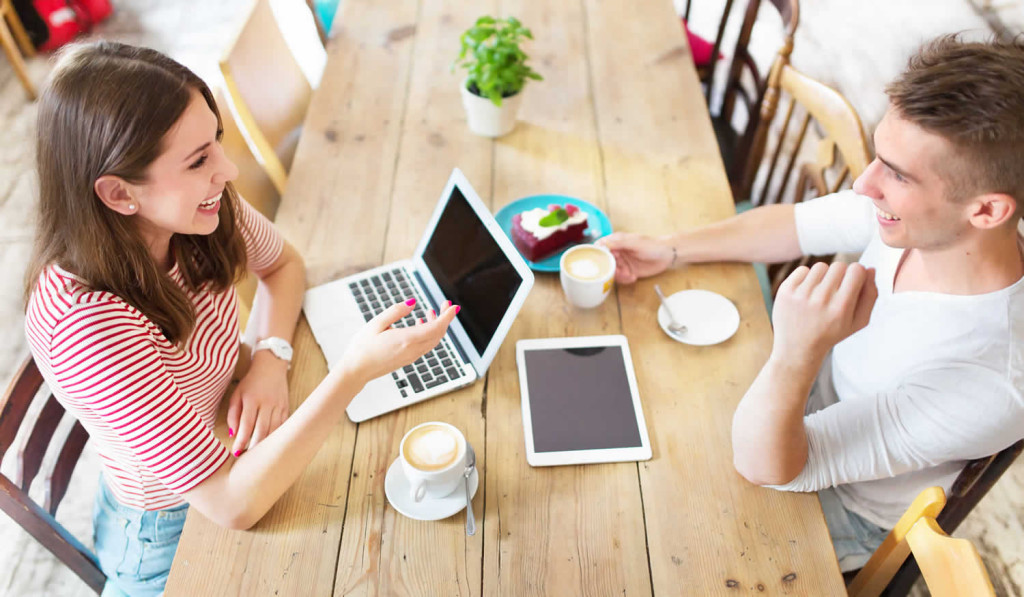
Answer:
[{"left": 768, "top": 190, "right": 1024, "bottom": 529}]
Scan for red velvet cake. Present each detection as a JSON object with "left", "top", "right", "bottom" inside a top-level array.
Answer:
[{"left": 511, "top": 203, "right": 589, "bottom": 262}]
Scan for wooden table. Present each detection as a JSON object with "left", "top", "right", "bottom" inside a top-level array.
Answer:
[{"left": 167, "top": 0, "right": 845, "bottom": 594}]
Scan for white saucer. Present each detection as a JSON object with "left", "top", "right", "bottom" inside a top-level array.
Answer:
[
  {"left": 657, "top": 289, "right": 741, "bottom": 346},
  {"left": 384, "top": 458, "right": 479, "bottom": 521}
]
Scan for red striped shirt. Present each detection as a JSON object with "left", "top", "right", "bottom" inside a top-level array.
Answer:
[{"left": 25, "top": 199, "right": 283, "bottom": 510}]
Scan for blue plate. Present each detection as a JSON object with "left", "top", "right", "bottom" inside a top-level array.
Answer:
[{"left": 494, "top": 195, "right": 613, "bottom": 272}]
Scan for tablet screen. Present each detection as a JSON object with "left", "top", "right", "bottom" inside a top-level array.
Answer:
[{"left": 522, "top": 346, "right": 643, "bottom": 452}]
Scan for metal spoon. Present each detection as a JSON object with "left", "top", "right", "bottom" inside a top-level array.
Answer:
[
  {"left": 654, "top": 284, "right": 687, "bottom": 334},
  {"left": 464, "top": 442, "right": 476, "bottom": 536}
]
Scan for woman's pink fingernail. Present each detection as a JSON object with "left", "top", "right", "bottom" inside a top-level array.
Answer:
[
  {"left": 228, "top": 428, "right": 234, "bottom": 437},
  {"left": 431, "top": 309, "right": 436, "bottom": 317},
  {"left": 233, "top": 450, "right": 242, "bottom": 457},
  {"left": 405, "top": 297, "right": 416, "bottom": 306},
  {"left": 455, "top": 305, "right": 461, "bottom": 314},
  {"left": 445, "top": 300, "right": 452, "bottom": 308},
  {"left": 418, "top": 318, "right": 424, "bottom": 324}
]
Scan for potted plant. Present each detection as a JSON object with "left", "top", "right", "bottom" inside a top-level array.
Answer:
[{"left": 452, "top": 16, "right": 543, "bottom": 137}]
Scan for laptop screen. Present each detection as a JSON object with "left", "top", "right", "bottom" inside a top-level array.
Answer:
[{"left": 422, "top": 186, "right": 524, "bottom": 356}]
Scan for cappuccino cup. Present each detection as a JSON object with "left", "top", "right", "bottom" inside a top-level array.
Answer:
[
  {"left": 560, "top": 244, "right": 616, "bottom": 308},
  {"left": 400, "top": 421, "right": 467, "bottom": 502}
]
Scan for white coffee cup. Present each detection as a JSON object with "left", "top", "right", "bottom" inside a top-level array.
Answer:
[
  {"left": 559, "top": 244, "right": 616, "bottom": 308},
  {"left": 400, "top": 421, "right": 467, "bottom": 502}
]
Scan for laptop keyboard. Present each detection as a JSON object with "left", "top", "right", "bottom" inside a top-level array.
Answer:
[{"left": 348, "top": 268, "right": 465, "bottom": 397}]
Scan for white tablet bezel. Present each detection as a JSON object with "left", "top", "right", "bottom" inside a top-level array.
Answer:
[{"left": 516, "top": 335, "right": 653, "bottom": 467}]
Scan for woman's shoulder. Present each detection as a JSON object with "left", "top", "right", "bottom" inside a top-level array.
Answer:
[{"left": 26, "top": 263, "right": 148, "bottom": 335}]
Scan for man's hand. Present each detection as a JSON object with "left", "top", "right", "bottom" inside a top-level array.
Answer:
[
  {"left": 596, "top": 232, "right": 674, "bottom": 284},
  {"left": 227, "top": 352, "right": 290, "bottom": 456},
  {"left": 771, "top": 262, "right": 878, "bottom": 367}
]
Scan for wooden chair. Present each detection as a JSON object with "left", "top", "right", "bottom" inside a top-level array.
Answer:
[
  {"left": 740, "top": 58, "right": 871, "bottom": 297},
  {"left": 221, "top": 0, "right": 312, "bottom": 196},
  {"left": 679, "top": 0, "right": 735, "bottom": 99},
  {"left": 847, "top": 486, "right": 996, "bottom": 597},
  {"left": 0, "top": 357, "right": 104, "bottom": 594},
  {"left": 701, "top": 0, "right": 799, "bottom": 198},
  {"left": 878, "top": 439, "right": 1024, "bottom": 596},
  {"left": 214, "top": 87, "right": 281, "bottom": 314},
  {"left": 0, "top": 0, "right": 36, "bottom": 99}
]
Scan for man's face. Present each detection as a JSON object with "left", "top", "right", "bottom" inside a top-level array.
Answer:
[{"left": 852, "top": 108, "right": 972, "bottom": 250}]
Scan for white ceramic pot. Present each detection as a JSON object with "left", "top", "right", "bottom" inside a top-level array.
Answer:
[{"left": 460, "top": 82, "right": 524, "bottom": 138}]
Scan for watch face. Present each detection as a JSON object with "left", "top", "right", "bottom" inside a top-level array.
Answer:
[
  {"left": 274, "top": 340, "right": 293, "bottom": 360},
  {"left": 261, "top": 337, "right": 293, "bottom": 361}
]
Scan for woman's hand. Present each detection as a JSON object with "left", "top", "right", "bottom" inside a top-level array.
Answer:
[
  {"left": 597, "top": 232, "right": 675, "bottom": 284},
  {"left": 227, "top": 351, "right": 290, "bottom": 456},
  {"left": 339, "top": 298, "right": 459, "bottom": 387}
]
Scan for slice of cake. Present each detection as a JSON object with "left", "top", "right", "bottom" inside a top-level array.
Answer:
[{"left": 511, "top": 203, "right": 588, "bottom": 262}]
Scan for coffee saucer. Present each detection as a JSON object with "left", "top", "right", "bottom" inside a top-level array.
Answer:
[
  {"left": 384, "top": 458, "right": 479, "bottom": 521},
  {"left": 657, "top": 289, "right": 741, "bottom": 346}
]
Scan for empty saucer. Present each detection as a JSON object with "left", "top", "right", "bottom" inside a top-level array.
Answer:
[
  {"left": 384, "top": 458, "right": 479, "bottom": 521},
  {"left": 657, "top": 289, "right": 740, "bottom": 346}
]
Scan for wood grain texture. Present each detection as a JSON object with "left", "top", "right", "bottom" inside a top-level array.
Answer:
[
  {"left": 582, "top": 0, "right": 845, "bottom": 593},
  {"left": 480, "top": 0, "right": 651, "bottom": 595},
  {"left": 167, "top": 0, "right": 845, "bottom": 594},
  {"left": 332, "top": 0, "right": 490, "bottom": 594}
]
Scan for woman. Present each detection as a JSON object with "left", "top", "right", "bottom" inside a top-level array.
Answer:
[{"left": 23, "top": 41, "right": 458, "bottom": 596}]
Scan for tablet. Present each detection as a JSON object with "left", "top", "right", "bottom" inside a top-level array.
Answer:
[{"left": 516, "top": 335, "right": 652, "bottom": 466}]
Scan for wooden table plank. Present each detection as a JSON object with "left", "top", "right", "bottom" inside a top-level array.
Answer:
[
  {"left": 169, "top": 0, "right": 422, "bottom": 594},
  {"left": 332, "top": 1, "right": 494, "bottom": 594},
  {"left": 166, "top": 317, "right": 352, "bottom": 596},
  {"left": 481, "top": 0, "right": 652, "bottom": 595},
  {"left": 582, "top": 0, "right": 847, "bottom": 593},
  {"left": 168, "top": 0, "right": 847, "bottom": 593}
]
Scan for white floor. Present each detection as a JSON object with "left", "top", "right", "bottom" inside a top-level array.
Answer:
[{"left": 0, "top": 1, "right": 1022, "bottom": 595}]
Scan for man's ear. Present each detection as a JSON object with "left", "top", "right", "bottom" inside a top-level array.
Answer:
[
  {"left": 967, "top": 192, "right": 1017, "bottom": 230},
  {"left": 94, "top": 175, "right": 137, "bottom": 215}
]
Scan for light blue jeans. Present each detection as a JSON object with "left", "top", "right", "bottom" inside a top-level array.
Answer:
[
  {"left": 92, "top": 476, "right": 189, "bottom": 596},
  {"left": 819, "top": 486, "right": 889, "bottom": 572}
]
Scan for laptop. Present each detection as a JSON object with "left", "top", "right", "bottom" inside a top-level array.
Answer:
[{"left": 303, "top": 168, "right": 535, "bottom": 422}]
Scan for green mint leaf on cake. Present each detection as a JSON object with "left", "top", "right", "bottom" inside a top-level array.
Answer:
[{"left": 539, "top": 207, "right": 568, "bottom": 227}]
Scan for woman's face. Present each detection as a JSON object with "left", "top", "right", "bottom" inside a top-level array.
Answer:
[{"left": 128, "top": 89, "right": 239, "bottom": 254}]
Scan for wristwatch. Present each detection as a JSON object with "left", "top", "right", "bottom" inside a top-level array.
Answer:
[{"left": 252, "top": 336, "right": 293, "bottom": 367}]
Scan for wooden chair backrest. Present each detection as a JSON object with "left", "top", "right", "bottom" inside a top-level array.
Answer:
[
  {"left": 220, "top": 0, "right": 312, "bottom": 195},
  {"left": 882, "top": 439, "right": 1024, "bottom": 595},
  {"left": 0, "top": 0, "right": 38, "bottom": 99},
  {"left": 215, "top": 88, "right": 281, "bottom": 221},
  {"left": 847, "top": 486, "right": 946, "bottom": 597},
  {"left": 906, "top": 517, "right": 996, "bottom": 597},
  {"left": 215, "top": 87, "right": 281, "bottom": 314},
  {"left": 0, "top": 357, "right": 104, "bottom": 593},
  {"left": 716, "top": 0, "right": 798, "bottom": 187},
  {"left": 682, "top": 0, "right": 797, "bottom": 110},
  {"left": 681, "top": 0, "right": 737, "bottom": 93},
  {"left": 739, "top": 60, "right": 871, "bottom": 295}
]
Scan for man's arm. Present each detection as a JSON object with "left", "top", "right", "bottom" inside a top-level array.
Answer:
[
  {"left": 598, "top": 204, "right": 802, "bottom": 283},
  {"left": 732, "top": 262, "right": 878, "bottom": 485},
  {"left": 598, "top": 191, "right": 875, "bottom": 285},
  {"left": 670, "top": 204, "right": 803, "bottom": 265}
]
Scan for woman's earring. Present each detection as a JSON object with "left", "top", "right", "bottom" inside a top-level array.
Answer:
[{"left": 128, "top": 204, "right": 137, "bottom": 211}]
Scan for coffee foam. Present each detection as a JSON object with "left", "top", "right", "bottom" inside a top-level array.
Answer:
[
  {"left": 406, "top": 428, "right": 459, "bottom": 470},
  {"left": 567, "top": 258, "right": 601, "bottom": 279}
]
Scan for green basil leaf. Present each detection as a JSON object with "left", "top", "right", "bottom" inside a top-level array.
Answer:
[{"left": 538, "top": 208, "right": 568, "bottom": 227}]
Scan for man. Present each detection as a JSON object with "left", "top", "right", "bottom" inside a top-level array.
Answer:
[{"left": 598, "top": 35, "right": 1024, "bottom": 571}]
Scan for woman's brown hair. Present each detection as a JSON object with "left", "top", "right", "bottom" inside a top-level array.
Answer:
[{"left": 26, "top": 41, "right": 248, "bottom": 345}]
